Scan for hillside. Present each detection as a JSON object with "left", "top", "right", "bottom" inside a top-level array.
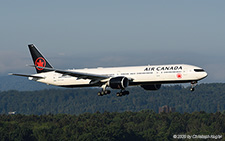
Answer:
[
  {"left": 0, "top": 83, "right": 224, "bottom": 115},
  {"left": 0, "top": 111, "right": 224, "bottom": 140}
]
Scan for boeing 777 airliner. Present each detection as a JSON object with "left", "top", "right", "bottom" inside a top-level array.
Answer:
[{"left": 10, "top": 44, "right": 207, "bottom": 97}]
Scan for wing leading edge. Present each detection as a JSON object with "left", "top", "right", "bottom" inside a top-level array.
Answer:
[{"left": 35, "top": 66, "right": 109, "bottom": 80}]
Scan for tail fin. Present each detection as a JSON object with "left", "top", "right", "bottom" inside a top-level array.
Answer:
[{"left": 28, "top": 44, "right": 53, "bottom": 73}]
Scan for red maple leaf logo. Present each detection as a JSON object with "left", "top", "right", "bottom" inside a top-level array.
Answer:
[
  {"left": 177, "top": 73, "right": 182, "bottom": 79},
  {"left": 37, "top": 60, "right": 44, "bottom": 67},
  {"left": 35, "top": 57, "right": 46, "bottom": 70}
]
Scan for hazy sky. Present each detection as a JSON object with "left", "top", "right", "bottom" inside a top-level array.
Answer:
[{"left": 1, "top": 1, "right": 225, "bottom": 83}]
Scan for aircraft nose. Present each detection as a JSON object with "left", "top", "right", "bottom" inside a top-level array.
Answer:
[
  {"left": 202, "top": 71, "right": 208, "bottom": 79},
  {"left": 203, "top": 72, "right": 208, "bottom": 78},
  {"left": 194, "top": 68, "right": 208, "bottom": 80}
]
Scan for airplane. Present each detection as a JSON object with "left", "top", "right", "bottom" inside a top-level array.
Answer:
[{"left": 10, "top": 44, "right": 208, "bottom": 97}]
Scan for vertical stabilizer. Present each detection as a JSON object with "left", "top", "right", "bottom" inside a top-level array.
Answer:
[{"left": 28, "top": 44, "right": 53, "bottom": 73}]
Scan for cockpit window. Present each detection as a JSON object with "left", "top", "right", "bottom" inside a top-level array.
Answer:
[{"left": 194, "top": 69, "right": 205, "bottom": 72}]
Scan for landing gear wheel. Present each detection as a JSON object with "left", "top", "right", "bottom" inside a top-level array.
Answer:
[
  {"left": 101, "top": 91, "right": 105, "bottom": 95},
  {"left": 98, "top": 90, "right": 111, "bottom": 96},
  {"left": 116, "top": 90, "right": 129, "bottom": 97},
  {"left": 98, "top": 92, "right": 103, "bottom": 96},
  {"left": 124, "top": 91, "right": 129, "bottom": 95},
  {"left": 190, "top": 81, "right": 197, "bottom": 92},
  {"left": 105, "top": 90, "right": 111, "bottom": 95}
]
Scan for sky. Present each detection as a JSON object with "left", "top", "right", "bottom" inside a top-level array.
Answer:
[{"left": 0, "top": 1, "right": 225, "bottom": 83}]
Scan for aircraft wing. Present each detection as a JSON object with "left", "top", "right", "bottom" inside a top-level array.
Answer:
[
  {"left": 56, "top": 69, "right": 109, "bottom": 80},
  {"left": 38, "top": 66, "right": 109, "bottom": 80},
  {"left": 9, "top": 73, "right": 44, "bottom": 79}
]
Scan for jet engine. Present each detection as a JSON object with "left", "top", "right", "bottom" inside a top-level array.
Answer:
[
  {"left": 109, "top": 77, "right": 129, "bottom": 89},
  {"left": 140, "top": 84, "right": 161, "bottom": 90}
]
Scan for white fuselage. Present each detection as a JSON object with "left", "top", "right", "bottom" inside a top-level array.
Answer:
[{"left": 32, "top": 64, "right": 207, "bottom": 88}]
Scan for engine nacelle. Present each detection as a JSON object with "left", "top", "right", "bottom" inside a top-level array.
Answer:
[
  {"left": 109, "top": 77, "right": 129, "bottom": 89},
  {"left": 141, "top": 84, "right": 161, "bottom": 91}
]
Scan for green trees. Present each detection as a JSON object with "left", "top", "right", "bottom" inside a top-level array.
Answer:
[
  {"left": 0, "top": 83, "right": 225, "bottom": 140},
  {"left": 0, "top": 111, "right": 224, "bottom": 140},
  {"left": 0, "top": 83, "right": 225, "bottom": 115}
]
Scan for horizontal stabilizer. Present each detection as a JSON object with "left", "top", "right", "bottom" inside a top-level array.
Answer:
[{"left": 8, "top": 73, "right": 44, "bottom": 79}]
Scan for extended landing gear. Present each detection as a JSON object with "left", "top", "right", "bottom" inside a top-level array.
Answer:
[
  {"left": 190, "top": 88, "right": 195, "bottom": 92},
  {"left": 97, "top": 90, "right": 111, "bottom": 96},
  {"left": 97, "top": 90, "right": 130, "bottom": 97},
  {"left": 97, "top": 83, "right": 129, "bottom": 97},
  {"left": 190, "top": 81, "right": 197, "bottom": 92},
  {"left": 98, "top": 84, "right": 111, "bottom": 96},
  {"left": 116, "top": 90, "right": 129, "bottom": 97}
]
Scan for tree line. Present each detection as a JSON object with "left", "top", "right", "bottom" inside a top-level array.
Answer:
[
  {"left": 0, "top": 111, "right": 224, "bottom": 140},
  {"left": 0, "top": 83, "right": 225, "bottom": 115}
]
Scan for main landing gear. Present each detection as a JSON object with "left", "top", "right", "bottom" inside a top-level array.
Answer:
[
  {"left": 116, "top": 90, "right": 129, "bottom": 97},
  {"left": 190, "top": 81, "right": 197, "bottom": 92},
  {"left": 98, "top": 84, "right": 111, "bottom": 96},
  {"left": 97, "top": 84, "right": 129, "bottom": 97},
  {"left": 97, "top": 90, "right": 111, "bottom": 96},
  {"left": 97, "top": 90, "right": 130, "bottom": 97}
]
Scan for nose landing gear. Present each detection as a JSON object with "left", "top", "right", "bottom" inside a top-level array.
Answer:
[{"left": 190, "top": 81, "right": 197, "bottom": 92}]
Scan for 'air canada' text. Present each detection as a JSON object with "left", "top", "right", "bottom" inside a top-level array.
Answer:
[{"left": 144, "top": 66, "right": 183, "bottom": 71}]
